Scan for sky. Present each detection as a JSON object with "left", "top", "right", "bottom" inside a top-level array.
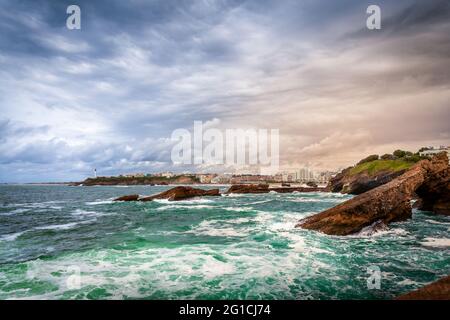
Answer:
[{"left": 0, "top": 0, "right": 449, "bottom": 182}]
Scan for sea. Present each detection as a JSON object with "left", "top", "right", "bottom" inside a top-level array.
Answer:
[{"left": 0, "top": 185, "right": 449, "bottom": 299}]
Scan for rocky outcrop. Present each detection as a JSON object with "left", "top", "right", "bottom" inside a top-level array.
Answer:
[
  {"left": 397, "top": 275, "right": 450, "bottom": 300},
  {"left": 114, "top": 194, "right": 140, "bottom": 201},
  {"left": 328, "top": 168, "right": 407, "bottom": 195},
  {"left": 114, "top": 186, "right": 220, "bottom": 202},
  {"left": 414, "top": 156, "right": 450, "bottom": 215},
  {"left": 226, "top": 184, "right": 270, "bottom": 194},
  {"left": 296, "top": 153, "right": 449, "bottom": 235},
  {"left": 225, "top": 184, "right": 326, "bottom": 194}
]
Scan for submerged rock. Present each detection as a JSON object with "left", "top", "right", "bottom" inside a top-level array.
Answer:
[
  {"left": 114, "top": 194, "right": 140, "bottom": 201},
  {"left": 397, "top": 275, "right": 450, "bottom": 300},
  {"left": 226, "top": 184, "right": 270, "bottom": 194},
  {"left": 114, "top": 186, "right": 220, "bottom": 202},
  {"left": 296, "top": 153, "right": 449, "bottom": 235}
]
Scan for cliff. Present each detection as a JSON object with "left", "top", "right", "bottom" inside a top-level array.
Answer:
[
  {"left": 114, "top": 186, "right": 220, "bottom": 202},
  {"left": 328, "top": 159, "right": 414, "bottom": 195},
  {"left": 296, "top": 152, "right": 449, "bottom": 235}
]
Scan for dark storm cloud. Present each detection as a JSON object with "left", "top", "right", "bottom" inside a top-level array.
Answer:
[{"left": 0, "top": 0, "right": 449, "bottom": 182}]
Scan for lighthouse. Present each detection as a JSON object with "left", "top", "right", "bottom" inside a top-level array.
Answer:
[{"left": 94, "top": 168, "right": 97, "bottom": 178}]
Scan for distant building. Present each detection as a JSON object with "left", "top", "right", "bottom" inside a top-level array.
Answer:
[
  {"left": 230, "top": 174, "right": 275, "bottom": 184},
  {"left": 419, "top": 146, "right": 449, "bottom": 160},
  {"left": 211, "top": 174, "right": 232, "bottom": 184},
  {"left": 124, "top": 173, "right": 145, "bottom": 178},
  {"left": 281, "top": 172, "right": 296, "bottom": 182},
  {"left": 153, "top": 171, "right": 175, "bottom": 178},
  {"left": 196, "top": 174, "right": 217, "bottom": 184},
  {"left": 276, "top": 168, "right": 334, "bottom": 184},
  {"left": 273, "top": 174, "right": 283, "bottom": 183}
]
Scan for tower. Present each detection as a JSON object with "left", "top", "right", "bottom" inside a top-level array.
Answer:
[{"left": 94, "top": 168, "right": 97, "bottom": 178}]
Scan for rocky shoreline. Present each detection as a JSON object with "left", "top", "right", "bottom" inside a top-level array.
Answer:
[
  {"left": 296, "top": 152, "right": 449, "bottom": 235},
  {"left": 114, "top": 186, "right": 221, "bottom": 202},
  {"left": 114, "top": 183, "right": 326, "bottom": 202},
  {"left": 397, "top": 275, "right": 450, "bottom": 300},
  {"left": 111, "top": 154, "right": 449, "bottom": 299}
]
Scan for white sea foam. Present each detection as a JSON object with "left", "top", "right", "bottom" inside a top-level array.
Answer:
[
  {"left": 85, "top": 200, "right": 114, "bottom": 205},
  {"left": 0, "top": 208, "right": 29, "bottom": 216},
  {"left": 14, "top": 244, "right": 244, "bottom": 299},
  {"left": 153, "top": 198, "right": 214, "bottom": 204},
  {"left": 420, "top": 237, "right": 450, "bottom": 248},
  {"left": 156, "top": 204, "right": 215, "bottom": 211},
  {"left": 289, "top": 197, "right": 344, "bottom": 203},
  {"left": 398, "top": 279, "right": 420, "bottom": 286},
  {"left": 221, "top": 193, "right": 244, "bottom": 197},
  {"left": 188, "top": 220, "right": 247, "bottom": 237},
  {"left": 34, "top": 219, "right": 97, "bottom": 231},
  {"left": 268, "top": 221, "right": 297, "bottom": 232},
  {"left": 0, "top": 231, "right": 25, "bottom": 242},
  {"left": 71, "top": 209, "right": 109, "bottom": 218},
  {"left": 425, "top": 219, "right": 450, "bottom": 226},
  {"left": 227, "top": 217, "right": 252, "bottom": 224},
  {"left": 199, "top": 256, "right": 235, "bottom": 278},
  {"left": 222, "top": 207, "right": 253, "bottom": 212},
  {"left": 247, "top": 199, "right": 272, "bottom": 205}
]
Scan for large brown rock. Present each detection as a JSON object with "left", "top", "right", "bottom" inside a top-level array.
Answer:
[
  {"left": 114, "top": 194, "right": 140, "bottom": 201},
  {"left": 296, "top": 153, "right": 449, "bottom": 235},
  {"left": 226, "top": 184, "right": 270, "bottom": 194},
  {"left": 140, "top": 186, "right": 220, "bottom": 201},
  {"left": 414, "top": 154, "right": 450, "bottom": 215},
  {"left": 114, "top": 186, "right": 220, "bottom": 202},
  {"left": 397, "top": 275, "right": 450, "bottom": 300}
]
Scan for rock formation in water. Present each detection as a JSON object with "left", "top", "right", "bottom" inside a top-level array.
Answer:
[
  {"left": 296, "top": 152, "right": 449, "bottom": 235},
  {"left": 114, "top": 186, "right": 220, "bottom": 202},
  {"left": 397, "top": 275, "right": 450, "bottom": 300},
  {"left": 414, "top": 158, "right": 450, "bottom": 215},
  {"left": 328, "top": 168, "right": 407, "bottom": 195},
  {"left": 114, "top": 194, "right": 140, "bottom": 201},
  {"left": 326, "top": 152, "right": 426, "bottom": 195}
]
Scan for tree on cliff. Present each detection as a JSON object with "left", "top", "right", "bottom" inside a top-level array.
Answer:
[{"left": 357, "top": 154, "right": 379, "bottom": 165}]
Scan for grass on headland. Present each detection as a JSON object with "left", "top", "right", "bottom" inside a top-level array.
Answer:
[{"left": 349, "top": 159, "right": 414, "bottom": 177}]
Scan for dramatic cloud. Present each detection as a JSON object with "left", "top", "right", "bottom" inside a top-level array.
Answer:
[{"left": 0, "top": 0, "right": 449, "bottom": 182}]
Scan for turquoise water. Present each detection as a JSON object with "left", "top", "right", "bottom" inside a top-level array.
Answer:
[{"left": 0, "top": 185, "right": 449, "bottom": 300}]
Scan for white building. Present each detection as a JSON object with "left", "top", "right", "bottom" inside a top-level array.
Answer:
[
  {"left": 125, "top": 173, "right": 145, "bottom": 178},
  {"left": 419, "top": 146, "right": 449, "bottom": 162},
  {"left": 294, "top": 168, "right": 316, "bottom": 182},
  {"left": 153, "top": 171, "right": 175, "bottom": 178},
  {"left": 211, "top": 174, "right": 232, "bottom": 184}
]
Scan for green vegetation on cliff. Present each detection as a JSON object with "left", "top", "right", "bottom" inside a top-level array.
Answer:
[
  {"left": 349, "top": 159, "right": 414, "bottom": 177},
  {"left": 77, "top": 175, "right": 201, "bottom": 186},
  {"left": 348, "top": 149, "right": 430, "bottom": 177}
]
